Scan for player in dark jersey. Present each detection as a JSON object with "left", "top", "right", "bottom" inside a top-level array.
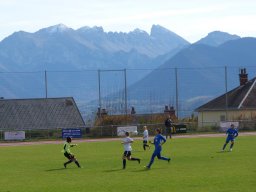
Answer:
[{"left": 164, "top": 115, "right": 173, "bottom": 139}]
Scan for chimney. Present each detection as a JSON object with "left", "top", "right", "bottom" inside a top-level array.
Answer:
[
  {"left": 131, "top": 106, "right": 136, "bottom": 115},
  {"left": 239, "top": 68, "right": 248, "bottom": 86},
  {"left": 164, "top": 105, "right": 176, "bottom": 116}
]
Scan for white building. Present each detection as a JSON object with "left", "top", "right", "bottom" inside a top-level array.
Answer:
[{"left": 195, "top": 69, "right": 256, "bottom": 128}]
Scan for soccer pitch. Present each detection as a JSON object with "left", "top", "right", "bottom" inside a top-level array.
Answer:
[{"left": 1, "top": 135, "right": 256, "bottom": 192}]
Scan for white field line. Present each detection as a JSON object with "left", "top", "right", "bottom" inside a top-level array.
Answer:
[{"left": 0, "top": 132, "right": 256, "bottom": 147}]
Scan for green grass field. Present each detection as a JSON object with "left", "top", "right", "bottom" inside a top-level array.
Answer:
[{"left": 1, "top": 135, "right": 256, "bottom": 192}]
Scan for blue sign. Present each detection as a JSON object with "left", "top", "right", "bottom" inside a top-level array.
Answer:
[{"left": 62, "top": 128, "right": 82, "bottom": 139}]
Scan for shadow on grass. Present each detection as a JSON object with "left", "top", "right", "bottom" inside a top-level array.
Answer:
[
  {"left": 216, "top": 151, "right": 230, "bottom": 153},
  {"left": 131, "top": 167, "right": 165, "bottom": 172},
  {"left": 100, "top": 166, "right": 166, "bottom": 173},
  {"left": 102, "top": 168, "right": 123, "bottom": 172},
  {"left": 132, "top": 150, "right": 146, "bottom": 153},
  {"left": 45, "top": 168, "right": 68, "bottom": 172}
]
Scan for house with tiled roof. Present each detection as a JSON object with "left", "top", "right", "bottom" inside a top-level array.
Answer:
[
  {"left": 0, "top": 97, "right": 85, "bottom": 130},
  {"left": 195, "top": 69, "right": 256, "bottom": 128}
]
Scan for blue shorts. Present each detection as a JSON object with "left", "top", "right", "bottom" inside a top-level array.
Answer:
[
  {"left": 226, "top": 136, "right": 235, "bottom": 143},
  {"left": 153, "top": 147, "right": 162, "bottom": 155}
]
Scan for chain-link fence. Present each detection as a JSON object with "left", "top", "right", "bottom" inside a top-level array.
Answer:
[
  {"left": 0, "top": 119, "right": 255, "bottom": 141},
  {"left": 1, "top": 66, "right": 256, "bottom": 139}
]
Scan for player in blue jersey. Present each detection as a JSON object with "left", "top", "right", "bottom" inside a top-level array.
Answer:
[
  {"left": 222, "top": 124, "right": 238, "bottom": 152},
  {"left": 145, "top": 128, "right": 171, "bottom": 169}
]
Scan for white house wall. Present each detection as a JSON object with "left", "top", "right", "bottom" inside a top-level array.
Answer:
[{"left": 198, "top": 110, "right": 256, "bottom": 128}]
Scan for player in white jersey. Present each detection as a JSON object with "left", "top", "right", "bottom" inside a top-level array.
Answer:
[
  {"left": 143, "top": 126, "right": 150, "bottom": 151},
  {"left": 121, "top": 132, "right": 140, "bottom": 169}
]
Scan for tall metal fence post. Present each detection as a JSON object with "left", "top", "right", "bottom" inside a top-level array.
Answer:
[
  {"left": 225, "top": 66, "right": 228, "bottom": 121},
  {"left": 45, "top": 70, "right": 48, "bottom": 98},
  {"left": 98, "top": 69, "right": 101, "bottom": 117},
  {"left": 44, "top": 70, "right": 49, "bottom": 136},
  {"left": 124, "top": 69, "right": 128, "bottom": 117},
  {"left": 175, "top": 67, "right": 179, "bottom": 119}
]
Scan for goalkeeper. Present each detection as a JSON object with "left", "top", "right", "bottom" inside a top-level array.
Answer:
[{"left": 63, "top": 137, "right": 81, "bottom": 168}]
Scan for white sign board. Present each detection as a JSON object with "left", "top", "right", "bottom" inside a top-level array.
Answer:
[
  {"left": 117, "top": 126, "right": 137, "bottom": 136},
  {"left": 4, "top": 131, "right": 25, "bottom": 140},
  {"left": 220, "top": 121, "right": 239, "bottom": 132}
]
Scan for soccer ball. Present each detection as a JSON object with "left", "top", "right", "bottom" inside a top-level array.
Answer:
[{"left": 133, "top": 130, "right": 138, "bottom": 135}]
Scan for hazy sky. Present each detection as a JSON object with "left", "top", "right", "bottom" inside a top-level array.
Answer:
[{"left": 0, "top": 0, "right": 256, "bottom": 43}]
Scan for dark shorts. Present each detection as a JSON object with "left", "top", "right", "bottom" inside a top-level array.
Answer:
[
  {"left": 64, "top": 152, "right": 74, "bottom": 160},
  {"left": 165, "top": 127, "right": 171, "bottom": 134},
  {"left": 143, "top": 140, "right": 148, "bottom": 144},
  {"left": 123, "top": 151, "right": 131, "bottom": 158}
]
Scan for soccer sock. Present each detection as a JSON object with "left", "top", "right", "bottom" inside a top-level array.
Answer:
[
  {"left": 64, "top": 160, "right": 72, "bottom": 167},
  {"left": 222, "top": 143, "right": 227, "bottom": 150},
  {"left": 75, "top": 160, "right": 81, "bottom": 167},
  {"left": 131, "top": 157, "right": 140, "bottom": 163},
  {"left": 143, "top": 144, "right": 146, "bottom": 150},
  {"left": 123, "top": 159, "right": 126, "bottom": 169},
  {"left": 159, "top": 156, "right": 169, "bottom": 161},
  {"left": 230, "top": 143, "right": 234, "bottom": 149},
  {"left": 148, "top": 157, "right": 155, "bottom": 168},
  {"left": 65, "top": 160, "right": 72, "bottom": 165}
]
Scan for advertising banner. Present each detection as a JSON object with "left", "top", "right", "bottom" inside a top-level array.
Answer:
[
  {"left": 220, "top": 121, "right": 239, "bottom": 132},
  {"left": 117, "top": 126, "right": 137, "bottom": 136},
  {"left": 62, "top": 128, "right": 82, "bottom": 139},
  {"left": 4, "top": 131, "right": 25, "bottom": 140}
]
